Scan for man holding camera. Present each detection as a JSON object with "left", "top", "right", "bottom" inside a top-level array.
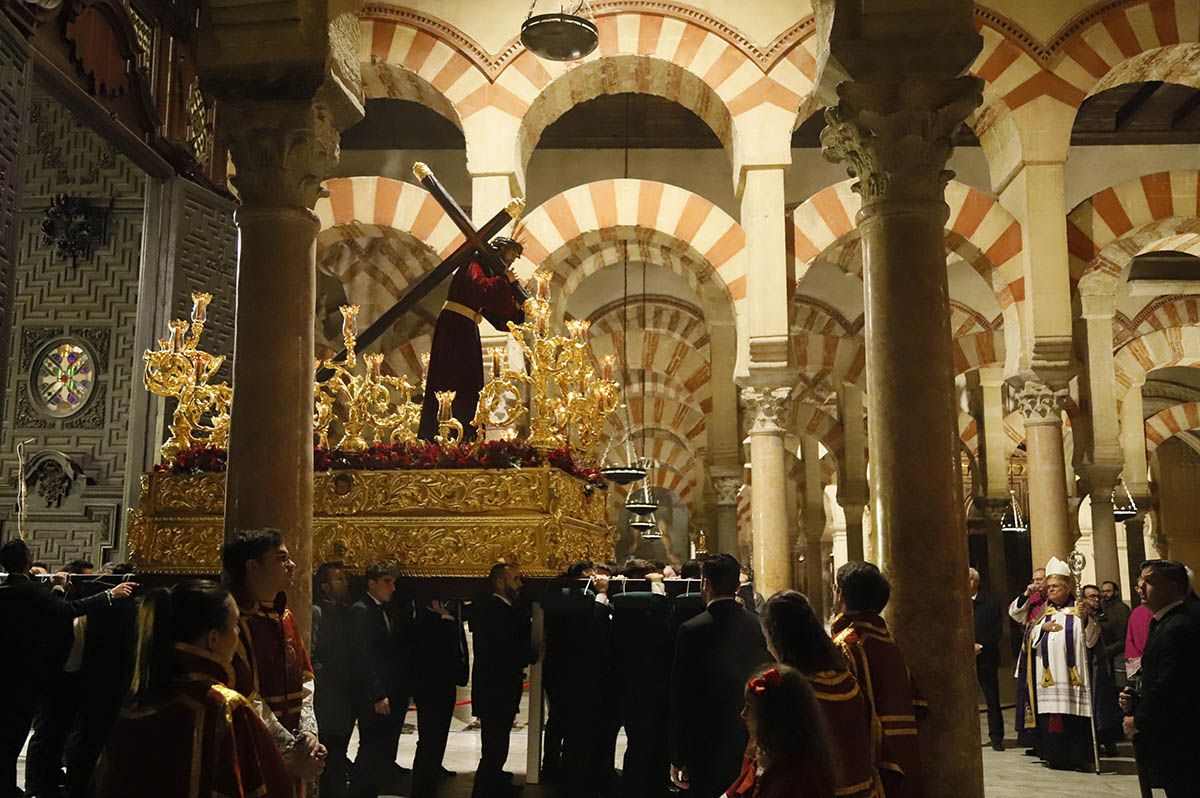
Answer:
[{"left": 1119, "top": 559, "right": 1200, "bottom": 797}]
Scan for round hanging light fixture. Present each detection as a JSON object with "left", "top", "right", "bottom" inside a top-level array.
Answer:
[
  {"left": 521, "top": 2, "right": 598, "bottom": 62},
  {"left": 631, "top": 511, "right": 659, "bottom": 537},
  {"left": 624, "top": 478, "right": 659, "bottom": 516},
  {"left": 1000, "top": 489, "right": 1028, "bottom": 534},
  {"left": 1112, "top": 477, "right": 1138, "bottom": 522}
]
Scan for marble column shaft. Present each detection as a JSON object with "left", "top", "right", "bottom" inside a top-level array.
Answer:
[
  {"left": 712, "top": 474, "right": 742, "bottom": 555},
  {"left": 743, "top": 385, "right": 792, "bottom": 597},
  {"left": 801, "top": 435, "right": 826, "bottom": 618},
  {"left": 821, "top": 75, "right": 984, "bottom": 798},
  {"left": 222, "top": 102, "right": 341, "bottom": 633},
  {"left": 1017, "top": 382, "right": 1074, "bottom": 569}
]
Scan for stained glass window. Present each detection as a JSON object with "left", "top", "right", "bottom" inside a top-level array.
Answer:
[{"left": 33, "top": 341, "right": 95, "bottom": 418}]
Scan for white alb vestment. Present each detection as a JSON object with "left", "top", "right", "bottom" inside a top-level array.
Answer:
[{"left": 1029, "top": 604, "right": 1100, "bottom": 717}]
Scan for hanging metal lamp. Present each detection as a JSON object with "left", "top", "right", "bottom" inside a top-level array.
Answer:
[
  {"left": 1000, "top": 489, "right": 1028, "bottom": 533},
  {"left": 600, "top": 440, "right": 647, "bottom": 485},
  {"left": 624, "top": 478, "right": 659, "bottom": 516},
  {"left": 521, "top": 1, "right": 598, "bottom": 62},
  {"left": 1112, "top": 477, "right": 1138, "bottom": 522},
  {"left": 631, "top": 511, "right": 659, "bottom": 536}
]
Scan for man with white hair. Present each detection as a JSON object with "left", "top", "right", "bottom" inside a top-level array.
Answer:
[{"left": 971, "top": 567, "right": 1005, "bottom": 750}]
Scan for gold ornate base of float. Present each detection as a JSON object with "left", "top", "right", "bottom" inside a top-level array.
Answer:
[{"left": 129, "top": 467, "right": 613, "bottom": 577}]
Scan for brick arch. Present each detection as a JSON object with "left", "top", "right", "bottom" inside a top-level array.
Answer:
[
  {"left": 792, "top": 332, "right": 865, "bottom": 389},
  {"left": 1067, "top": 170, "right": 1200, "bottom": 289},
  {"left": 520, "top": 179, "right": 745, "bottom": 323},
  {"left": 1114, "top": 326, "right": 1200, "bottom": 398},
  {"left": 588, "top": 298, "right": 711, "bottom": 354},
  {"left": 359, "top": 17, "right": 489, "bottom": 127},
  {"left": 788, "top": 403, "right": 845, "bottom": 470},
  {"left": 1119, "top": 296, "right": 1200, "bottom": 347},
  {"left": 588, "top": 329, "right": 712, "bottom": 410},
  {"left": 617, "top": 368, "right": 708, "bottom": 415},
  {"left": 790, "top": 179, "right": 1023, "bottom": 309},
  {"left": 484, "top": 11, "right": 806, "bottom": 167},
  {"left": 316, "top": 177, "right": 464, "bottom": 257},
  {"left": 1145, "top": 402, "right": 1200, "bottom": 456},
  {"left": 604, "top": 393, "right": 707, "bottom": 454}
]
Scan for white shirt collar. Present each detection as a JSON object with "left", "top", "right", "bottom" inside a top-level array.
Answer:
[
  {"left": 494, "top": 592, "right": 513, "bottom": 606},
  {"left": 1153, "top": 599, "right": 1184, "bottom": 621},
  {"left": 368, "top": 593, "right": 387, "bottom": 607},
  {"left": 707, "top": 595, "right": 736, "bottom": 608}
]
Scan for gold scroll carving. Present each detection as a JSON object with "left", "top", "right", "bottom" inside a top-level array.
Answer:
[{"left": 129, "top": 467, "right": 612, "bottom": 577}]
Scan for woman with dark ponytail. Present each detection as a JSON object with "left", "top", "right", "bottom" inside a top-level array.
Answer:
[{"left": 94, "top": 580, "right": 291, "bottom": 797}]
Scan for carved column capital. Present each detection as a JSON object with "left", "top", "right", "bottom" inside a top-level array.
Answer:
[
  {"left": 820, "top": 76, "right": 982, "bottom": 206},
  {"left": 1015, "top": 381, "right": 1067, "bottom": 427},
  {"left": 741, "top": 385, "right": 791, "bottom": 436},
  {"left": 712, "top": 476, "right": 742, "bottom": 506},
  {"left": 221, "top": 101, "right": 342, "bottom": 210}
]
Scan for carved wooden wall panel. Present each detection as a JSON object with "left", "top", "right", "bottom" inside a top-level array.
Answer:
[
  {"left": 0, "top": 22, "right": 31, "bottom": 425},
  {"left": 0, "top": 87, "right": 146, "bottom": 566},
  {"left": 170, "top": 180, "right": 236, "bottom": 380}
]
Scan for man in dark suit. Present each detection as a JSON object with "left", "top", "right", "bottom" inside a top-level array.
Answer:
[
  {"left": 469, "top": 563, "right": 534, "bottom": 798},
  {"left": 313, "top": 561, "right": 355, "bottom": 798},
  {"left": 612, "top": 585, "right": 672, "bottom": 798},
  {"left": 1121, "top": 559, "right": 1200, "bottom": 797},
  {"left": 411, "top": 598, "right": 469, "bottom": 798},
  {"left": 668, "top": 553, "right": 773, "bottom": 798},
  {"left": 970, "top": 567, "right": 1004, "bottom": 751},
  {"left": 347, "top": 561, "right": 412, "bottom": 798},
  {"left": 0, "top": 539, "right": 133, "bottom": 798}
]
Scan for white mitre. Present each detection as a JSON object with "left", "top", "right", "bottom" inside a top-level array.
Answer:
[{"left": 1045, "top": 556, "right": 1071, "bottom": 578}]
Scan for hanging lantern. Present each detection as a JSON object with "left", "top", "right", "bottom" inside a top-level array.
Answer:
[
  {"left": 1000, "top": 489, "right": 1028, "bottom": 533},
  {"left": 624, "top": 479, "right": 658, "bottom": 516},
  {"left": 1113, "top": 477, "right": 1138, "bottom": 522},
  {"left": 521, "top": 2, "right": 598, "bottom": 62},
  {"left": 631, "top": 511, "right": 660, "bottom": 538},
  {"left": 600, "top": 441, "right": 647, "bottom": 485}
]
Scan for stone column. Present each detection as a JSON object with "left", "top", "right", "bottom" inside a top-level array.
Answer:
[
  {"left": 1123, "top": 514, "right": 1148, "bottom": 607},
  {"left": 1080, "top": 290, "right": 1124, "bottom": 583},
  {"left": 711, "top": 471, "right": 742, "bottom": 555},
  {"left": 836, "top": 383, "right": 867, "bottom": 561},
  {"left": 821, "top": 74, "right": 984, "bottom": 797},
  {"left": 740, "top": 166, "right": 790, "bottom": 374},
  {"left": 743, "top": 385, "right": 792, "bottom": 597},
  {"left": 221, "top": 102, "right": 342, "bottom": 632},
  {"left": 800, "top": 435, "right": 826, "bottom": 617},
  {"left": 1016, "top": 381, "right": 1073, "bottom": 569}
]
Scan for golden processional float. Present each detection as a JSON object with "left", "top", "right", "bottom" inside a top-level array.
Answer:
[{"left": 128, "top": 272, "right": 622, "bottom": 579}]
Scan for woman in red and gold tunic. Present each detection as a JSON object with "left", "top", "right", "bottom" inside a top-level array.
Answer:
[{"left": 95, "top": 580, "right": 291, "bottom": 798}]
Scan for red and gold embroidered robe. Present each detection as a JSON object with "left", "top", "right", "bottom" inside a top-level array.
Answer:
[
  {"left": 807, "top": 669, "right": 882, "bottom": 798},
  {"left": 832, "top": 613, "right": 923, "bottom": 798},
  {"left": 233, "top": 600, "right": 315, "bottom": 735},
  {"left": 95, "top": 643, "right": 292, "bottom": 798}
]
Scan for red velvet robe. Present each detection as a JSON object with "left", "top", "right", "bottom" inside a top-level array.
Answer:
[
  {"left": 233, "top": 600, "right": 314, "bottom": 735},
  {"left": 95, "top": 643, "right": 291, "bottom": 798},
  {"left": 808, "top": 669, "right": 882, "bottom": 798},
  {"left": 832, "top": 613, "right": 924, "bottom": 798},
  {"left": 418, "top": 260, "right": 525, "bottom": 441}
]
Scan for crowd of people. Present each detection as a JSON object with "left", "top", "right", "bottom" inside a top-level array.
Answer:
[{"left": 3, "top": 531, "right": 1199, "bottom": 798}]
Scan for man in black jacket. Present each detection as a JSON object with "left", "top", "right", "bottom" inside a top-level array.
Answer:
[
  {"left": 313, "top": 561, "right": 355, "bottom": 798},
  {"left": 347, "top": 561, "right": 412, "bottom": 798},
  {"left": 970, "top": 567, "right": 1005, "bottom": 751},
  {"left": 668, "top": 554, "right": 772, "bottom": 798},
  {"left": 0, "top": 539, "right": 132, "bottom": 798},
  {"left": 1121, "top": 559, "right": 1200, "bottom": 797},
  {"left": 470, "top": 563, "right": 534, "bottom": 798},
  {"left": 411, "top": 598, "right": 468, "bottom": 798}
]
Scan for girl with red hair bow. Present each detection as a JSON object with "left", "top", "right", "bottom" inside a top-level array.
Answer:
[{"left": 727, "top": 665, "right": 837, "bottom": 798}]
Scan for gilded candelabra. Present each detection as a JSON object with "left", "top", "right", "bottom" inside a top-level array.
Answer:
[
  {"left": 498, "top": 271, "right": 620, "bottom": 456},
  {"left": 315, "top": 305, "right": 423, "bottom": 451},
  {"left": 143, "top": 292, "right": 232, "bottom": 459}
]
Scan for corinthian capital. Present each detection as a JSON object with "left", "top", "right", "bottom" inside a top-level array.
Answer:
[
  {"left": 221, "top": 101, "right": 342, "bottom": 210},
  {"left": 712, "top": 476, "right": 742, "bottom": 506},
  {"left": 819, "top": 76, "right": 982, "bottom": 205},
  {"left": 741, "top": 386, "right": 791, "bottom": 436},
  {"left": 1015, "top": 381, "right": 1066, "bottom": 426}
]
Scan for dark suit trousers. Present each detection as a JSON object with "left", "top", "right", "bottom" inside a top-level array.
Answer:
[
  {"left": 26, "top": 673, "right": 80, "bottom": 795},
  {"left": 0, "top": 691, "right": 35, "bottom": 798},
  {"left": 977, "top": 659, "right": 1004, "bottom": 742},
  {"left": 350, "top": 701, "right": 407, "bottom": 798},
  {"left": 320, "top": 733, "right": 352, "bottom": 798},
  {"left": 621, "top": 700, "right": 669, "bottom": 798},
  {"left": 471, "top": 711, "right": 516, "bottom": 798},
  {"left": 412, "top": 681, "right": 456, "bottom": 798}
]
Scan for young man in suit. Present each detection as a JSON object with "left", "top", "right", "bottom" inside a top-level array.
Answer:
[
  {"left": 0, "top": 539, "right": 133, "bottom": 798},
  {"left": 313, "top": 561, "right": 355, "bottom": 798},
  {"left": 970, "top": 566, "right": 1005, "bottom": 751},
  {"left": 469, "top": 563, "right": 534, "bottom": 798},
  {"left": 348, "top": 561, "right": 412, "bottom": 798},
  {"left": 411, "top": 598, "right": 469, "bottom": 798},
  {"left": 1120, "top": 559, "right": 1200, "bottom": 797},
  {"left": 668, "top": 553, "right": 773, "bottom": 798}
]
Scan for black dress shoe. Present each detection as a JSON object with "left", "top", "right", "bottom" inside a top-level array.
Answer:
[
  {"left": 439, "top": 766, "right": 458, "bottom": 778},
  {"left": 990, "top": 738, "right": 1005, "bottom": 752},
  {"left": 1023, "top": 748, "right": 1038, "bottom": 757}
]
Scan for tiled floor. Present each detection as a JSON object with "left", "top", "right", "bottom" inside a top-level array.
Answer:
[{"left": 16, "top": 706, "right": 1146, "bottom": 796}]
